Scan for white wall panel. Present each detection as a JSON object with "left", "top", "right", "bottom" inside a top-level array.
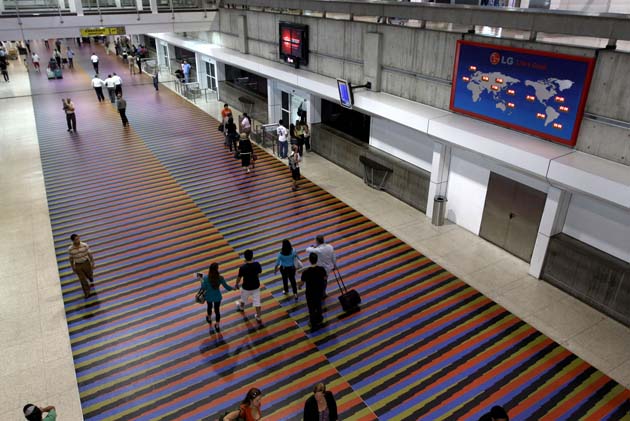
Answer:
[
  {"left": 446, "top": 149, "right": 490, "bottom": 235},
  {"left": 563, "top": 194, "right": 630, "bottom": 263},
  {"left": 445, "top": 147, "right": 549, "bottom": 235},
  {"left": 369, "top": 117, "right": 433, "bottom": 172}
]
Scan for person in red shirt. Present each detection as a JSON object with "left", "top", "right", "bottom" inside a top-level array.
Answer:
[
  {"left": 221, "top": 103, "right": 232, "bottom": 121},
  {"left": 224, "top": 388, "right": 262, "bottom": 421}
]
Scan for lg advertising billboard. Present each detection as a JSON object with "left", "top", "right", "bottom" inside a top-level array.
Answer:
[{"left": 450, "top": 40, "right": 595, "bottom": 147}]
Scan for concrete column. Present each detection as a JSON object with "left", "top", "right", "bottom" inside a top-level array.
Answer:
[
  {"left": 150, "top": 0, "right": 158, "bottom": 14},
  {"left": 0, "top": 0, "right": 4, "bottom": 13},
  {"left": 114, "top": 0, "right": 122, "bottom": 8},
  {"left": 237, "top": 15, "right": 248, "bottom": 54},
  {"left": 528, "top": 186, "right": 571, "bottom": 278},
  {"left": 363, "top": 32, "right": 382, "bottom": 92},
  {"left": 69, "top": 0, "right": 83, "bottom": 16},
  {"left": 58, "top": 0, "right": 65, "bottom": 11},
  {"left": 136, "top": 0, "right": 143, "bottom": 11},
  {"left": 166, "top": 44, "right": 179, "bottom": 73},
  {"left": 308, "top": 94, "right": 321, "bottom": 125},
  {"left": 426, "top": 141, "right": 451, "bottom": 219},
  {"left": 267, "top": 80, "right": 282, "bottom": 125}
]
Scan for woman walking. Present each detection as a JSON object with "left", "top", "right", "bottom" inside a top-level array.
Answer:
[
  {"left": 288, "top": 144, "right": 301, "bottom": 191},
  {"left": 274, "top": 239, "right": 301, "bottom": 301},
  {"left": 303, "top": 383, "right": 338, "bottom": 421},
  {"left": 198, "top": 262, "right": 233, "bottom": 332},
  {"left": 239, "top": 132, "right": 254, "bottom": 173},
  {"left": 225, "top": 116, "right": 238, "bottom": 152},
  {"left": 224, "top": 388, "right": 263, "bottom": 421}
]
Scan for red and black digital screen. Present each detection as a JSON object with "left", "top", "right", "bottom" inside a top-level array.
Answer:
[{"left": 279, "top": 22, "right": 308, "bottom": 66}]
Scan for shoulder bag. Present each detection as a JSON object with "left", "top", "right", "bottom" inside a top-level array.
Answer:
[{"left": 195, "top": 287, "right": 206, "bottom": 304}]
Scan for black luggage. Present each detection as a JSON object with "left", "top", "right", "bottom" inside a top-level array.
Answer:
[{"left": 334, "top": 269, "right": 361, "bottom": 313}]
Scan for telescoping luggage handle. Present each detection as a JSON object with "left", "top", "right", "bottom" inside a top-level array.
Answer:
[{"left": 333, "top": 268, "right": 348, "bottom": 295}]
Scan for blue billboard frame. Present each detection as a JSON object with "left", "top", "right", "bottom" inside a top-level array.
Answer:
[{"left": 450, "top": 40, "right": 595, "bottom": 147}]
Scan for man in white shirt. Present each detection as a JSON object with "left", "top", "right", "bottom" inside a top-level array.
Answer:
[
  {"left": 306, "top": 235, "right": 337, "bottom": 299},
  {"left": 112, "top": 72, "right": 123, "bottom": 95},
  {"left": 90, "top": 52, "right": 99, "bottom": 74},
  {"left": 91, "top": 74, "right": 105, "bottom": 102},
  {"left": 104, "top": 74, "right": 116, "bottom": 103},
  {"left": 277, "top": 120, "right": 289, "bottom": 158}
]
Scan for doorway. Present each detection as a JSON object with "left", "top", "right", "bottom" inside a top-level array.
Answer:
[{"left": 479, "top": 172, "right": 547, "bottom": 262}]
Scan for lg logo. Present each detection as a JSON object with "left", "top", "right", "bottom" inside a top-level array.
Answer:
[{"left": 490, "top": 52, "right": 514, "bottom": 65}]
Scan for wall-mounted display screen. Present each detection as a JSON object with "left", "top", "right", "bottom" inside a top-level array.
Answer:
[
  {"left": 279, "top": 22, "right": 309, "bottom": 66},
  {"left": 337, "top": 79, "right": 353, "bottom": 109},
  {"left": 450, "top": 40, "right": 595, "bottom": 147}
]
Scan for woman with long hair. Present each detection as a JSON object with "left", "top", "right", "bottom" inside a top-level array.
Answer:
[
  {"left": 273, "top": 239, "right": 301, "bottom": 301},
  {"left": 224, "top": 388, "right": 263, "bottom": 420},
  {"left": 198, "top": 262, "right": 233, "bottom": 331},
  {"left": 303, "top": 383, "right": 338, "bottom": 421}
]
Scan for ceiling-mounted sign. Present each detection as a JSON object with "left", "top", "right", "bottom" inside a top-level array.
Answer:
[
  {"left": 450, "top": 40, "right": 595, "bottom": 147},
  {"left": 80, "top": 27, "right": 126, "bottom": 37}
]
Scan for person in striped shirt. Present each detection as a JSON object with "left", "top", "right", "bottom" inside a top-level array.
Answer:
[{"left": 68, "top": 234, "right": 95, "bottom": 298}]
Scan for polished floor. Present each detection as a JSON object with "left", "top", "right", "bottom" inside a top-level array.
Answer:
[{"left": 1, "top": 42, "right": 629, "bottom": 420}]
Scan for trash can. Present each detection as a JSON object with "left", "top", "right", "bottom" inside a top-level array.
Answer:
[{"left": 431, "top": 195, "right": 447, "bottom": 226}]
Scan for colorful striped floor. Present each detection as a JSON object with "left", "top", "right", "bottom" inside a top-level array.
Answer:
[{"left": 29, "top": 43, "right": 630, "bottom": 420}]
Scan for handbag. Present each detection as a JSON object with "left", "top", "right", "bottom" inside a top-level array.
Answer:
[
  {"left": 218, "top": 123, "right": 224, "bottom": 132},
  {"left": 195, "top": 287, "right": 206, "bottom": 304},
  {"left": 294, "top": 253, "right": 304, "bottom": 270}
]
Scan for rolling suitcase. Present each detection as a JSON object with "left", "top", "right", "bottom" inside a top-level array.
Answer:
[{"left": 334, "top": 269, "right": 361, "bottom": 313}]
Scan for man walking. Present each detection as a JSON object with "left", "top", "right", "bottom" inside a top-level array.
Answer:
[
  {"left": 277, "top": 120, "right": 289, "bottom": 158},
  {"left": 234, "top": 249, "right": 263, "bottom": 323},
  {"left": 31, "top": 52, "right": 40, "bottom": 72},
  {"left": 112, "top": 72, "right": 122, "bottom": 95},
  {"left": 116, "top": 93, "right": 129, "bottom": 127},
  {"left": 91, "top": 74, "right": 105, "bottom": 102},
  {"left": 68, "top": 233, "right": 95, "bottom": 298},
  {"left": 182, "top": 60, "right": 191, "bottom": 83},
  {"left": 0, "top": 59, "right": 9, "bottom": 82},
  {"left": 152, "top": 70, "right": 159, "bottom": 91},
  {"left": 66, "top": 48, "right": 75, "bottom": 69},
  {"left": 104, "top": 74, "right": 116, "bottom": 103},
  {"left": 299, "top": 253, "right": 327, "bottom": 331},
  {"left": 90, "top": 52, "right": 99, "bottom": 74},
  {"left": 306, "top": 235, "right": 337, "bottom": 298},
  {"left": 62, "top": 98, "right": 77, "bottom": 133}
]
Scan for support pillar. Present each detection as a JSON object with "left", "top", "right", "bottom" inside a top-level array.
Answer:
[
  {"left": 69, "top": 0, "right": 83, "bottom": 16},
  {"left": 237, "top": 15, "right": 248, "bottom": 54},
  {"left": 150, "top": 0, "right": 158, "bottom": 14},
  {"left": 528, "top": 186, "right": 571, "bottom": 278},
  {"left": 136, "top": 0, "right": 143, "bottom": 11},
  {"left": 426, "top": 141, "right": 451, "bottom": 219},
  {"left": 363, "top": 32, "right": 382, "bottom": 92},
  {"left": 267, "top": 80, "right": 282, "bottom": 125}
]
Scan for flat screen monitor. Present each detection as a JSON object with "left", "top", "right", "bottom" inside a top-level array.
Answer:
[
  {"left": 279, "top": 22, "right": 309, "bottom": 66},
  {"left": 337, "top": 79, "right": 353, "bottom": 109}
]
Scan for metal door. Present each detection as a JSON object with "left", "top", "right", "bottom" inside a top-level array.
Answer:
[{"left": 480, "top": 172, "right": 546, "bottom": 262}]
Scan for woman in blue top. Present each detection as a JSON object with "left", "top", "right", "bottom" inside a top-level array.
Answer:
[
  {"left": 198, "top": 262, "right": 233, "bottom": 332},
  {"left": 274, "top": 239, "right": 301, "bottom": 301}
]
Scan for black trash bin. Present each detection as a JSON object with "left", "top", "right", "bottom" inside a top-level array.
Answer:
[{"left": 431, "top": 196, "right": 447, "bottom": 226}]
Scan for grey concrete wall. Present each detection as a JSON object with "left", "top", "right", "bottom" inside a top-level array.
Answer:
[
  {"left": 311, "top": 124, "right": 430, "bottom": 212},
  {"left": 201, "top": 9, "right": 630, "bottom": 167}
]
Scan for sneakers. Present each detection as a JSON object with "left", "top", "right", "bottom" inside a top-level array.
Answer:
[
  {"left": 254, "top": 314, "right": 262, "bottom": 323},
  {"left": 214, "top": 323, "right": 220, "bottom": 332},
  {"left": 294, "top": 293, "right": 299, "bottom": 302},
  {"left": 205, "top": 316, "right": 211, "bottom": 324},
  {"left": 236, "top": 301, "right": 244, "bottom": 312}
]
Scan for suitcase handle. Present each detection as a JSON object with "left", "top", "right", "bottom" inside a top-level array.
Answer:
[{"left": 333, "top": 268, "right": 347, "bottom": 295}]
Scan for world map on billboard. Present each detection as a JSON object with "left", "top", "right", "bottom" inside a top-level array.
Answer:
[{"left": 450, "top": 41, "right": 595, "bottom": 147}]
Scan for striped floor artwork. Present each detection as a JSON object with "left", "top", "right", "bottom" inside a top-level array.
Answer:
[{"left": 29, "top": 44, "right": 630, "bottom": 420}]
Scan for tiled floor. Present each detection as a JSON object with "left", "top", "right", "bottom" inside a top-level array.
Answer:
[{"left": 0, "top": 49, "right": 628, "bottom": 420}]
